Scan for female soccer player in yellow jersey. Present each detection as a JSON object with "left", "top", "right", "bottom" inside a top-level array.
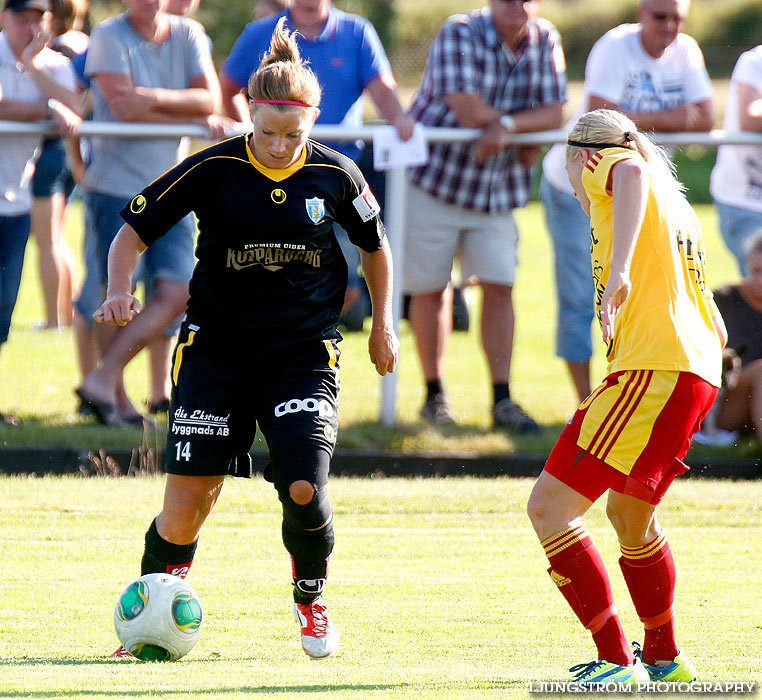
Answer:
[
  {"left": 96, "top": 18, "right": 398, "bottom": 660},
  {"left": 527, "top": 109, "right": 726, "bottom": 686}
]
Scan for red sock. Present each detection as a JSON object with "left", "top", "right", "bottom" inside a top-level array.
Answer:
[
  {"left": 543, "top": 525, "right": 633, "bottom": 666},
  {"left": 619, "top": 531, "right": 678, "bottom": 665}
]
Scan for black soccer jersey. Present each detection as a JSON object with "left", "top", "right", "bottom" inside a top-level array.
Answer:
[{"left": 120, "top": 134, "right": 385, "bottom": 349}]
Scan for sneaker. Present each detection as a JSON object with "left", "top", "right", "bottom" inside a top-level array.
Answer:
[
  {"left": 492, "top": 398, "right": 541, "bottom": 433},
  {"left": 633, "top": 642, "right": 697, "bottom": 682},
  {"left": 293, "top": 597, "right": 339, "bottom": 659},
  {"left": 569, "top": 658, "right": 650, "bottom": 688},
  {"left": 420, "top": 394, "right": 455, "bottom": 425},
  {"left": 643, "top": 653, "right": 697, "bottom": 682},
  {"left": 111, "top": 645, "right": 136, "bottom": 659}
]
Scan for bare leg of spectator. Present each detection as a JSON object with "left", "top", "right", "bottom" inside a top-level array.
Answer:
[
  {"left": 479, "top": 282, "right": 513, "bottom": 384},
  {"left": 148, "top": 334, "right": 174, "bottom": 413},
  {"left": 566, "top": 360, "right": 592, "bottom": 404},
  {"left": 31, "top": 192, "right": 74, "bottom": 328},
  {"left": 410, "top": 286, "right": 452, "bottom": 383}
]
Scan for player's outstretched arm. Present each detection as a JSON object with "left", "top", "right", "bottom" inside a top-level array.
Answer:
[
  {"left": 93, "top": 224, "right": 147, "bottom": 327},
  {"left": 360, "top": 238, "right": 399, "bottom": 376}
]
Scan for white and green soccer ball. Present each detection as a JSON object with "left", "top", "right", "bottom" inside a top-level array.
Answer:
[{"left": 114, "top": 573, "right": 203, "bottom": 661}]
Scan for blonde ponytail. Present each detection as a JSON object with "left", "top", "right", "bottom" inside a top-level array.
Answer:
[
  {"left": 248, "top": 17, "right": 322, "bottom": 111},
  {"left": 567, "top": 109, "right": 684, "bottom": 193}
]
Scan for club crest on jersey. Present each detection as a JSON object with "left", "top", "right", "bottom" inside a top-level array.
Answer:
[{"left": 305, "top": 197, "right": 325, "bottom": 224}]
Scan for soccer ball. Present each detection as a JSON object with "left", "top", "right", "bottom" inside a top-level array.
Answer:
[{"left": 114, "top": 573, "right": 203, "bottom": 661}]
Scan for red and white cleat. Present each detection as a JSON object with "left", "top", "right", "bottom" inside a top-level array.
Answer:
[
  {"left": 111, "top": 645, "right": 136, "bottom": 659},
  {"left": 293, "top": 597, "right": 339, "bottom": 659}
]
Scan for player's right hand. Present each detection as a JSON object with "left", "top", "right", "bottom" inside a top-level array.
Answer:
[
  {"left": 93, "top": 292, "right": 143, "bottom": 326},
  {"left": 600, "top": 272, "right": 631, "bottom": 342}
]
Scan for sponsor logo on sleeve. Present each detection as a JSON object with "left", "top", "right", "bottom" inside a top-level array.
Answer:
[{"left": 352, "top": 185, "right": 380, "bottom": 222}]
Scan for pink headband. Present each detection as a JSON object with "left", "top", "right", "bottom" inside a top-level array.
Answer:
[{"left": 250, "top": 99, "right": 314, "bottom": 107}]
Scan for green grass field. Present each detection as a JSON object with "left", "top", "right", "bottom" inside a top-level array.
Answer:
[
  {"left": 0, "top": 475, "right": 759, "bottom": 699},
  {"left": 1, "top": 198, "right": 754, "bottom": 460}
]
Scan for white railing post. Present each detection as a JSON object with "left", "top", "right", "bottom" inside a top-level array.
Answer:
[{"left": 380, "top": 166, "right": 408, "bottom": 427}]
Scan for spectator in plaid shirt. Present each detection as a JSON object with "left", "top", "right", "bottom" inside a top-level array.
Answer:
[{"left": 403, "top": 0, "right": 566, "bottom": 431}]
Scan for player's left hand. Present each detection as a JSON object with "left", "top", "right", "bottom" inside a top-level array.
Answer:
[
  {"left": 600, "top": 271, "right": 631, "bottom": 342},
  {"left": 368, "top": 323, "right": 399, "bottom": 376}
]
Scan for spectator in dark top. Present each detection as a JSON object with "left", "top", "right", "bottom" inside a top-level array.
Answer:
[
  {"left": 404, "top": 0, "right": 566, "bottom": 431},
  {"left": 29, "top": 0, "right": 88, "bottom": 330},
  {"left": 698, "top": 232, "right": 762, "bottom": 449}
]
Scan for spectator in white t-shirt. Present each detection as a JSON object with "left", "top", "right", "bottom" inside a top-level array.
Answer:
[
  {"left": 539, "top": 0, "right": 713, "bottom": 403},
  {"left": 710, "top": 46, "right": 762, "bottom": 277}
]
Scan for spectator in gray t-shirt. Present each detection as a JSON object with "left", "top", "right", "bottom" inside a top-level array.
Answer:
[{"left": 73, "top": 0, "right": 230, "bottom": 426}]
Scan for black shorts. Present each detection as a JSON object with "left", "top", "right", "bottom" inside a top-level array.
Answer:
[{"left": 166, "top": 322, "right": 340, "bottom": 478}]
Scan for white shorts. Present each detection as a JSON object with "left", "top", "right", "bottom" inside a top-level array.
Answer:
[{"left": 402, "top": 183, "right": 519, "bottom": 294}]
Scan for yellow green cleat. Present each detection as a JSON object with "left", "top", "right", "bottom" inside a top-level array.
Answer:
[
  {"left": 569, "top": 658, "right": 650, "bottom": 687},
  {"left": 642, "top": 652, "right": 697, "bottom": 682}
]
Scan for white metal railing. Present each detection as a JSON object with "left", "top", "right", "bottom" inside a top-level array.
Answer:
[{"left": 4, "top": 121, "right": 762, "bottom": 425}]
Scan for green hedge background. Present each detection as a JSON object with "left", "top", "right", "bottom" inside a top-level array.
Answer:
[{"left": 89, "top": 0, "right": 762, "bottom": 82}]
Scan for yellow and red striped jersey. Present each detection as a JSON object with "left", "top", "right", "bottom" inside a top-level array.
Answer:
[{"left": 582, "top": 147, "right": 722, "bottom": 387}]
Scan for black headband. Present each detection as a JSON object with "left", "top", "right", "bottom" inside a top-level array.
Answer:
[{"left": 567, "top": 131, "right": 635, "bottom": 150}]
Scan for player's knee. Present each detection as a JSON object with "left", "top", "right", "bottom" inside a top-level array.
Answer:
[
  {"left": 606, "top": 503, "right": 652, "bottom": 545},
  {"left": 280, "top": 482, "right": 332, "bottom": 531},
  {"left": 526, "top": 487, "right": 552, "bottom": 531},
  {"left": 289, "top": 479, "right": 315, "bottom": 506}
]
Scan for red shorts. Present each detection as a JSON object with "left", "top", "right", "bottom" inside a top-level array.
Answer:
[{"left": 544, "top": 370, "right": 718, "bottom": 505}]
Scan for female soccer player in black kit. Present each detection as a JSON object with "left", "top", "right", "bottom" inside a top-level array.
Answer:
[{"left": 97, "top": 18, "right": 398, "bottom": 660}]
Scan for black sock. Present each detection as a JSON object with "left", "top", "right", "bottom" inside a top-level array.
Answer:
[
  {"left": 141, "top": 518, "right": 198, "bottom": 578},
  {"left": 426, "top": 379, "right": 445, "bottom": 401},
  {"left": 493, "top": 383, "right": 510, "bottom": 405}
]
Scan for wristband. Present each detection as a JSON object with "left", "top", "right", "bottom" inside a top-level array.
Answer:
[
  {"left": 47, "top": 98, "right": 62, "bottom": 116},
  {"left": 499, "top": 114, "right": 516, "bottom": 133}
]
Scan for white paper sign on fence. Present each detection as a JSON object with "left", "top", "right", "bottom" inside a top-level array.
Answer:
[{"left": 372, "top": 123, "right": 429, "bottom": 171}]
